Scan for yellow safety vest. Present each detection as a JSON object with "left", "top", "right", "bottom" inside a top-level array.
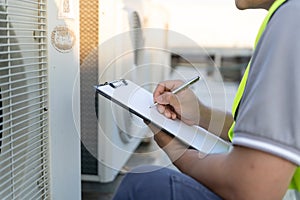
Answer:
[{"left": 227, "top": 0, "right": 300, "bottom": 192}]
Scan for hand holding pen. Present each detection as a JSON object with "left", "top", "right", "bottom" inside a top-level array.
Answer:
[
  {"left": 150, "top": 76, "right": 200, "bottom": 108},
  {"left": 151, "top": 76, "right": 201, "bottom": 126}
]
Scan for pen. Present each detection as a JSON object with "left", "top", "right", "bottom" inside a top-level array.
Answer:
[{"left": 149, "top": 76, "right": 200, "bottom": 108}]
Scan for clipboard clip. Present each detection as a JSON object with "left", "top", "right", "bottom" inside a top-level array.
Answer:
[{"left": 98, "top": 79, "right": 128, "bottom": 88}]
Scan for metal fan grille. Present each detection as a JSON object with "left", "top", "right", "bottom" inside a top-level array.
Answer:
[{"left": 0, "top": 0, "right": 50, "bottom": 199}]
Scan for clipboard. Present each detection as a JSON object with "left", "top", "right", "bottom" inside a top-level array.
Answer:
[{"left": 95, "top": 79, "right": 231, "bottom": 154}]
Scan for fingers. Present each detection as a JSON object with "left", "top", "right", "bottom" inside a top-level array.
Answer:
[
  {"left": 152, "top": 80, "right": 183, "bottom": 120},
  {"left": 157, "top": 104, "right": 177, "bottom": 119},
  {"left": 153, "top": 80, "right": 183, "bottom": 102},
  {"left": 152, "top": 82, "right": 171, "bottom": 100},
  {"left": 147, "top": 121, "right": 160, "bottom": 134},
  {"left": 147, "top": 122, "right": 174, "bottom": 148}
]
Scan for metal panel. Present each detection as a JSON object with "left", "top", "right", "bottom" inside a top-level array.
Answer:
[
  {"left": 80, "top": 0, "right": 148, "bottom": 182},
  {"left": 79, "top": 0, "right": 99, "bottom": 176},
  {"left": 0, "top": 0, "right": 49, "bottom": 199},
  {"left": 47, "top": 0, "right": 81, "bottom": 198}
]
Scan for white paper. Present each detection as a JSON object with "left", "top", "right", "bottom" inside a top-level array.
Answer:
[{"left": 96, "top": 80, "right": 231, "bottom": 154}]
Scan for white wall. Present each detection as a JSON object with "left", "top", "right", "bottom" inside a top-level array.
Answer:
[{"left": 158, "top": 0, "right": 267, "bottom": 48}]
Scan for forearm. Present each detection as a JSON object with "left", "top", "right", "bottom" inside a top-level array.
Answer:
[
  {"left": 163, "top": 144, "right": 295, "bottom": 200},
  {"left": 199, "top": 104, "right": 233, "bottom": 141},
  {"left": 153, "top": 121, "right": 295, "bottom": 200},
  {"left": 159, "top": 140, "right": 235, "bottom": 199}
]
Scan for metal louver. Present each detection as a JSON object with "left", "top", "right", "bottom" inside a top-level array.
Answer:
[{"left": 0, "top": 0, "right": 50, "bottom": 199}]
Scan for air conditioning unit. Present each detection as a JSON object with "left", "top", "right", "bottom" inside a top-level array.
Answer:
[
  {"left": 0, "top": 0, "right": 81, "bottom": 199},
  {"left": 80, "top": 0, "right": 170, "bottom": 182},
  {"left": 0, "top": 1, "right": 51, "bottom": 198}
]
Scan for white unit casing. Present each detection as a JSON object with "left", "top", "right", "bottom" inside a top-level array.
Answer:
[
  {"left": 47, "top": 0, "right": 81, "bottom": 199},
  {"left": 81, "top": 0, "right": 170, "bottom": 182},
  {"left": 0, "top": 0, "right": 81, "bottom": 199}
]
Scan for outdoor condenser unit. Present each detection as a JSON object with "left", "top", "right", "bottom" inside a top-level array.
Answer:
[
  {"left": 80, "top": 0, "right": 170, "bottom": 183},
  {"left": 0, "top": 1, "right": 50, "bottom": 198},
  {"left": 80, "top": 0, "right": 149, "bottom": 183},
  {"left": 0, "top": 0, "right": 81, "bottom": 199}
]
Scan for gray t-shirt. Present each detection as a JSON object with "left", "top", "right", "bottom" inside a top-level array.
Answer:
[{"left": 233, "top": 0, "right": 300, "bottom": 166}]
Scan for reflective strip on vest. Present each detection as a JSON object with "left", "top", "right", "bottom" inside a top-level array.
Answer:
[{"left": 227, "top": 0, "right": 300, "bottom": 194}]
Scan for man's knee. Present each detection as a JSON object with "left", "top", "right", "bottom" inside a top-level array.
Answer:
[
  {"left": 113, "top": 165, "right": 174, "bottom": 200},
  {"left": 122, "top": 165, "right": 172, "bottom": 185}
]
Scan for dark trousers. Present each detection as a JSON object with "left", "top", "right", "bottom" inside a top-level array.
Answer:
[{"left": 112, "top": 165, "right": 222, "bottom": 200}]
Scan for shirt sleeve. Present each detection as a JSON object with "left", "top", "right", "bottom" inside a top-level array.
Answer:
[{"left": 233, "top": 0, "right": 300, "bottom": 165}]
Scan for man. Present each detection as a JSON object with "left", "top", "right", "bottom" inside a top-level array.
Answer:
[{"left": 113, "top": 0, "right": 300, "bottom": 199}]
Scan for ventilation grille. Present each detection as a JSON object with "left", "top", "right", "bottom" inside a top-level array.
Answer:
[
  {"left": 80, "top": 0, "right": 99, "bottom": 176},
  {"left": 0, "top": 0, "right": 50, "bottom": 199}
]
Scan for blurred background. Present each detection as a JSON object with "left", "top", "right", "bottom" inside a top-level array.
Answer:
[
  {"left": 0, "top": 0, "right": 267, "bottom": 199},
  {"left": 80, "top": 0, "right": 266, "bottom": 199}
]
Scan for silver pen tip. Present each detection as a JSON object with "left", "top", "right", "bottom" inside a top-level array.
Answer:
[{"left": 149, "top": 102, "right": 158, "bottom": 108}]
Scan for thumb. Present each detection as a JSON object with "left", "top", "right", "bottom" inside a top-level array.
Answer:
[{"left": 156, "top": 92, "right": 178, "bottom": 106}]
